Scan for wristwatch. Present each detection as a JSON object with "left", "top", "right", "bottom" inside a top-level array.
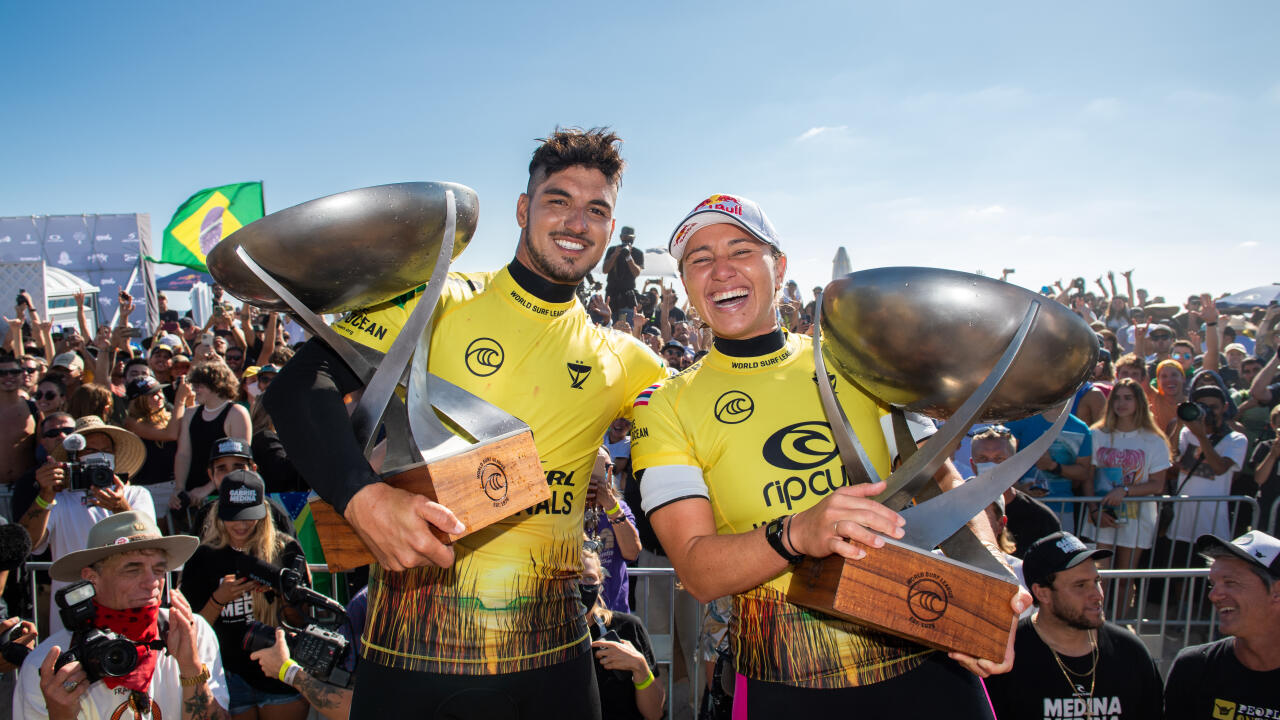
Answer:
[{"left": 765, "top": 517, "right": 803, "bottom": 564}]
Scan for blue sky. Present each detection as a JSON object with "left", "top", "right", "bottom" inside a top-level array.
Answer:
[{"left": 3, "top": 1, "right": 1277, "bottom": 309}]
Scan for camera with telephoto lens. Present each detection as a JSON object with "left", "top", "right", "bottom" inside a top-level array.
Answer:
[
  {"left": 243, "top": 621, "right": 351, "bottom": 686},
  {"left": 1177, "top": 401, "right": 1212, "bottom": 423},
  {"left": 60, "top": 434, "right": 118, "bottom": 491},
  {"left": 53, "top": 581, "right": 157, "bottom": 682}
]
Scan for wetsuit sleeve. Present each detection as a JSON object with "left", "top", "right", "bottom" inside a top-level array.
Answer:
[{"left": 262, "top": 337, "right": 380, "bottom": 516}]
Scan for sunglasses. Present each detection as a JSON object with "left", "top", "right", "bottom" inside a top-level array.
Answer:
[
  {"left": 0, "top": 368, "right": 22, "bottom": 377},
  {"left": 35, "top": 390, "right": 62, "bottom": 401},
  {"left": 1149, "top": 334, "right": 1172, "bottom": 341},
  {"left": 1173, "top": 352, "right": 1193, "bottom": 360},
  {"left": 22, "top": 366, "right": 39, "bottom": 374},
  {"left": 42, "top": 426, "right": 73, "bottom": 439}
]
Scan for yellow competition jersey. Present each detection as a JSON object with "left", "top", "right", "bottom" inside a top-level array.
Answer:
[
  {"left": 631, "top": 332, "right": 930, "bottom": 689},
  {"left": 332, "top": 266, "right": 666, "bottom": 674}
]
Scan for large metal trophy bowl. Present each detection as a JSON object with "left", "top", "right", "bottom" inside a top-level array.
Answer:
[
  {"left": 787, "top": 267, "right": 1098, "bottom": 662},
  {"left": 209, "top": 182, "right": 549, "bottom": 572}
]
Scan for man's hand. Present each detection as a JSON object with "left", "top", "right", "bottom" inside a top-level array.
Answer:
[
  {"left": 787, "top": 481, "right": 905, "bottom": 561},
  {"left": 39, "top": 646, "right": 89, "bottom": 720},
  {"left": 249, "top": 628, "right": 291, "bottom": 681},
  {"left": 72, "top": 289, "right": 85, "bottom": 308},
  {"left": 88, "top": 478, "right": 131, "bottom": 513},
  {"left": 165, "top": 590, "right": 203, "bottom": 675},
  {"left": 35, "top": 458, "right": 67, "bottom": 499},
  {"left": 343, "top": 483, "right": 466, "bottom": 571},
  {"left": 947, "top": 587, "right": 1031, "bottom": 677},
  {"left": 1200, "top": 293, "right": 1219, "bottom": 326}
]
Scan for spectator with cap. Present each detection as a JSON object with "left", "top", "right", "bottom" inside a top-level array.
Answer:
[
  {"left": 1134, "top": 322, "right": 1175, "bottom": 378},
  {"left": 18, "top": 416, "right": 156, "bottom": 634},
  {"left": 660, "top": 341, "right": 687, "bottom": 370},
  {"left": 604, "top": 225, "right": 645, "bottom": 326},
  {"left": 14, "top": 511, "right": 228, "bottom": 720},
  {"left": 124, "top": 375, "right": 193, "bottom": 526},
  {"left": 48, "top": 352, "right": 85, "bottom": 396},
  {"left": 181, "top": 469, "right": 310, "bottom": 720},
  {"left": 986, "top": 531, "right": 1163, "bottom": 720},
  {"left": 1167, "top": 385, "right": 1248, "bottom": 565},
  {"left": 10, "top": 411, "right": 75, "bottom": 522},
  {"left": 172, "top": 362, "right": 251, "bottom": 516},
  {"left": 1164, "top": 531, "right": 1280, "bottom": 719},
  {"left": 148, "top": 335, "right": 181, "bottom": 405},
  {"left": 185, "top": 437, "right": 295, "bottom": 537}
]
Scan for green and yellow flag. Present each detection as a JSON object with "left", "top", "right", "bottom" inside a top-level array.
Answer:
[{"left": 150, "top": 182, "right": 264, "bottom": 271}]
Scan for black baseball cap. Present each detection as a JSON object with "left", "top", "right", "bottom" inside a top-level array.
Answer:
[
  {"left": 1023, "top": 532, "right": 1112, "bottom": 590},
  {"left": 620, "top": 226, "right": 636, "bottom": 238},
  {"left": 125, "top": 375, "right": 164, "bottom": 401},
  {"left": 208, "top": 437, "right": 252, "bottom": 466},
  {"left": 217, "top": 469, "right": 266, "bottom": 521}
]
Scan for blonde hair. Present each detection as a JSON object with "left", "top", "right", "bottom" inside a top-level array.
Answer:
[
  {"left": 127, "top": 392, "right": 169, "bottom": 426},
  {"left": 581, "top": 544, "right": 612, "bottom": 625},
  {"left": 201, "top": 501, "right": 288, "bottom": 625}
]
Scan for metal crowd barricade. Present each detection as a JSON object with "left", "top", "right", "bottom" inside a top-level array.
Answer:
[
  {"left": 628, "top": 567, "right": 679, "bottom": 720},
  {"left": 1035, "top": 494, "right": 1260, "bottom": 568},
  {"left": 1097, "top": 568, "right": 1215, "bottom": 676},
  {"left": 1270, "top": 495, "right": 1280, "bottom": 536}
]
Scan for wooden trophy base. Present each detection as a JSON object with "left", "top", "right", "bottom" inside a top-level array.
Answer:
[
  {"left": 309, "top": 430, "right": 549, "bottom": 572},
  {"left": 786, "top": 536, "right": 1018, "bottom": 662}
]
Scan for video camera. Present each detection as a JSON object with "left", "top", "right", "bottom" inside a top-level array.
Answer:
[
  {"left": 53, "top": 582, "right": 163, "bottom": 682},
  {"left": 243, "top": 620, "right": 351, "bottom": 687},
  {"left": 61, "top": 434, "right": 119, "bottom": 491},
  {"left": 231, "top": 551, "right": 353, "bottom": 686}
]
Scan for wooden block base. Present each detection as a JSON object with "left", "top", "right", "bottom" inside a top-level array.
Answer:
[
  {"left": 786, "top": 536, "right": 1017, "bottom": 663},
  {"left": 310, "top": 431, "right": 549, "bottom": 572}
]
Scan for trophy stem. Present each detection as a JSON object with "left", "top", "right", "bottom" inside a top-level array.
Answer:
[
  {"left": 875, "top": 301, "right": 1042, "bottom": 511},
  {"left": 811, "top": 291, "right": 883, "bottom": 486},
  {"left": 350, "top": 190, "right": 457, "bottom": 457}
]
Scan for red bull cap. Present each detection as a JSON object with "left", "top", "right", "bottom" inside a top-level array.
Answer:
[{"left": 667, "top": 193, "right": 781, "bottom": 263}]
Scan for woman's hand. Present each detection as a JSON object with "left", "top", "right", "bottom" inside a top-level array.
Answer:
[
  {"left": 591, "top": 637, "right": 649, "bottom": 679},
  {"left": 786, "top": 481, "right": 904, "bottom": 561},
  {"left": 1101, "top": 487, "right": 1126, "bottom": 507}
]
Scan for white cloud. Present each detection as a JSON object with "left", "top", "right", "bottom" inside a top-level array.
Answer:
[
  {"left": 1083, "top": 97, "right": 1123, "bottom": 119},
  {"left": 1238, "top": 241, "right": 1260, "bottom": 248},
  {"left": 796, "top": 125, "right": 848, "bottom": 142},
  {"left": 967, "top": 204, "right": 1008, "bottom": 219}
]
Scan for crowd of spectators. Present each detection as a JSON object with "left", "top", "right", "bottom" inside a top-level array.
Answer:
[{"left": 1, "top": 264, "right": 1278, "bottom": 719}]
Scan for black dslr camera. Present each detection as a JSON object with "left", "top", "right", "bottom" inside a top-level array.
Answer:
[
  {"left": 54, "top": 582, "right": 161, "bottom": 682},
  {"left": 61, "top": 434, "right": 118, "bottom": 491},
  {"left": 1176, "top": 401, "right": 1212, "bottom": 423},
  {"left": 232, "top": 551, "right": 353, "bottom": 686},
  {"left": 243, "top": 620, "right": 351, "bottom": 686}
]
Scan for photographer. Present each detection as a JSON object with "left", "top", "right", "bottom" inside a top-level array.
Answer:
[
  {"left": 1167, "top": 386, "right": 1248, "bottom": 563},
  {"left": 15, "top": 511, "right": 227, "bottom": 720},
  {"left": 180, "top": 470, "right": 309, "bottom": 720},
  {"left": 18, "top": 417, "right": 155, "bottom": 635},
  {"left": 603, "top": 226, "right": 644, "bottom": 326}
]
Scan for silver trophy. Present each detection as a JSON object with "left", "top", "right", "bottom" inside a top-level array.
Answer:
[
  {"left": 208, "top": 182, "right": 549, "bottom": 571},
  {"left": 789, "top": 267, "right": 1097, "bottom": 661}
]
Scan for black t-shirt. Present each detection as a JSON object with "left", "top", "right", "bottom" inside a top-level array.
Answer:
[
  {"left": 985, "top": 617, "right": 1163, "bottom": 720},
  {"left": 604, "top": 244, "right": 644, "bottom": 296},
  {"left": 1165, "top": 638, "right": 1280, "bottom": 720},
  {"left": 179, "top": 539, "right": 307, "bottom": 693},
  {"left": 251, "top": 432, "right": 307, "bottom": 493},
  {"left": 1005, "top": 489, "right": 1063, "bottom": 559},
  {"left": 588, "top": 612, "right": 657, "bottom": 720}
]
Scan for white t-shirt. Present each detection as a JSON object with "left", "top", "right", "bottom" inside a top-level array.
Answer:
[
  {"left": 34, "top": 486, "right": 157, "bottom": 635},
  {"left": 14, "top": 608, "right": 228, "bottom": 720},
  {"left": 1080, "top": 428, "right": 1173, "bottom": 550},
  {"left": 1169, "top": 427, "right": 1248, "bottom": 543}
]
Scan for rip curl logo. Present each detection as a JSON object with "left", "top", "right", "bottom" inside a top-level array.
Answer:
[
  {"left": 761, "top": 422, "right": 838, "bottom": 470},
  {"left": 906, "top": 573, "right": 951, "bottom": 625},
  {"left": 713, "top": 391, "right": 754, "bottom": 424},
  {"left": 465, "top": 338, "right": 504, "bottom": 376},
  {"left": 478, "top": 458, "right": 509, "bottom": 507},
  {"left": 567, "top": 361, "right": 592, "bottom": 389}
]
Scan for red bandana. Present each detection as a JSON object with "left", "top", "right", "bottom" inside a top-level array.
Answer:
[{"left": 91, "top": 601, "right": 162, "bottom": 693}]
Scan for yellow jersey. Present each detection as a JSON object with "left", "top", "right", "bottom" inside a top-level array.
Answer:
[
  {"left": 631, "top": 331, "right": 931, "bottom": 689},
  {"left": 332, "top": 265, "right": 667, "bottom": 674}
]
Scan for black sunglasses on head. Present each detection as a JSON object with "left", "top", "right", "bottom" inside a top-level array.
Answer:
[{"left": 0, "top": 368, "right": 22, "bottom": 377}]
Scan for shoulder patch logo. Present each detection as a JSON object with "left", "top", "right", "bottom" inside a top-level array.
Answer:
[
  {"left": 567, "top": 361, "right": 592, "bottom": 389},
  {"left": 714, "top": 391, "right": 754, "bottom": 424},
  {"left": 465, "top": 338, "right": 504, "bottom": 376},
  {"left": 633, "top": 383, "right": 661, "bottom": 408}
]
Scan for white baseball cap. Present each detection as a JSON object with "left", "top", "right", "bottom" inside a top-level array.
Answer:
[{"left": 667, "top": 193, "right": 781, "bottom": 263}]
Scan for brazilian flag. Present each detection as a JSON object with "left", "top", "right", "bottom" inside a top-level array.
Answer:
[{"left": 150, "top": 182, "right": 264, "bottom": 271}]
